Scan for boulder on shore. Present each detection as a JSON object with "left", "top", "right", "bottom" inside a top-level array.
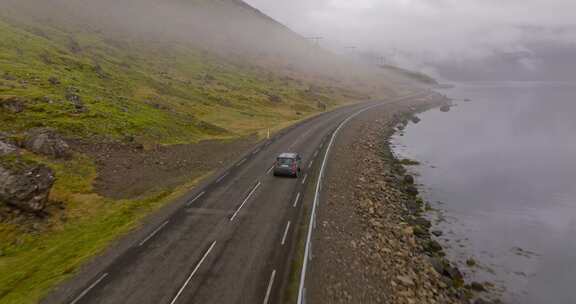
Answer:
[
  {"left": 24, "top": 128, "right": 71, "bottom": 159},
  {"left": 0, "top": 158, "right": 55, "bottom": 212}
]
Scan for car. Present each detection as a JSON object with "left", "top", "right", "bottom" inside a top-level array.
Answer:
[{"left": 273, "top": 153, "right": 302, "bottom": 177}]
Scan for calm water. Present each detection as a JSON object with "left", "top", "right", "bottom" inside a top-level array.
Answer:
[{"left": 392, "top": 82, "right": 576, "bottom": 304}]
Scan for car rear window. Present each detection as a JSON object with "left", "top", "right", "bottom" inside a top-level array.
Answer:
[{"left": 277, "top": 158, "right": 294, "bottom": 165}]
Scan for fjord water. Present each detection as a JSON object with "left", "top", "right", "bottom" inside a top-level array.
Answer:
[{"left": 392, "top": 82, "right": 576, "bottom": 303}]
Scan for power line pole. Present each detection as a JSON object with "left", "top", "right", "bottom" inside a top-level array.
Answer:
[
  {"left": 344, "top": 46, "right": 357, "bottom": 62},
  {"left": 305, "top": 37, "right": 323, "bottom": 46}
]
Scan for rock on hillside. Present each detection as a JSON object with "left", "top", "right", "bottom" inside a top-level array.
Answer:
[
  {"left": 0, "top": 141, "right": 17, "bottom": 156},
  {"left": 0, "top": 96, "right": 25, "bottom": 113},
  {"left": 24, "top": 128, "right": 71, "bottom": 159},
  {"left": 0, "top": 158, "right": 55, "bottom": 212}
]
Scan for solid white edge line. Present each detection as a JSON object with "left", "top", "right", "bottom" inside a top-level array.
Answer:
[
  {"left": 138, "top": 220, "right": 170, "bottom": 247},
  {"left": 297, "top": 100, "right": 400, "bottom": 304},
  {"left": 69, "top": 273, "right": 108, "bottom": 304},
  {"left": 301, "top": 174, "right": 308, "bottom": 184},
  {"left": 293, "top": 192, "right": 301, "bottom": 208},
  {"left": 263, "top": 270, "right": 277, "bottom": 304},
  {"left": 237, "top": 158, "right": 247, "bottom": 166},
  {"left": 216, "top": 172, "right": 229, "bottom": 183},
  {"left": 186, "top": 191, "right": 206, "bottom": 207},
  {"left": 230, "top": 182, "right": 261, "bottom": 221},
  {"left": 169, "top": 241, "right": 217, "bottom": 304},
  {"left": 281, "top": 221, "right": 291, "bottom": 246}
]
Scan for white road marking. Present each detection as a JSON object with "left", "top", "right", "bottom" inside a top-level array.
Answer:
[
  {"left": 281, "top": 221, "right": 291, "bottom": 246},
  {"left": 308, "top": 160, "right": 314, "bottom": 169},
  {"left": 169, "top": 241, "right": 217, "bottom": 304},
  {"left": 313, "top": 150, "right": 319, "bottom": 158},
  {"left": 293, "top": 192, "right": 301, "bottom": 208},
  {"left": 138, "top": 220, "right": 170, "bottom": 247},
  {"left": 236, "top": 158, "right": 247, "bottom": 167},
  {"left": 70, "top": 273, "right": 108, "bottom": 304},
  {"left": 186, "top": 191, "right": 205, "bottom": 207},
  {"left": 263, "top": 270, "right": 277, "bottom": 304},
  {"left": 230, "top": 182, "right": 261, "bottom": 221},
  {"left": 216, "top": 172, "right": 229, "bottom": 183},
  {"left": 266, "top": 165, "right": 274, "bottom": 174},
  {"left": 301, "top": 174, "right": 308, "bottom": 184},
  {"left": 252, "top": 148, "right": 261, "bottom": 155}
]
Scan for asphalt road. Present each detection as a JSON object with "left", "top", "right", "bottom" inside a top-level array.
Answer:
[{"left": 45, "top": 94, "right": 423, "bottom": 304}]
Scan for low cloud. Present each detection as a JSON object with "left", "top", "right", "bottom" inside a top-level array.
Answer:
[{"left": 246, "top": 0, "right": 576, "bottom": 79}]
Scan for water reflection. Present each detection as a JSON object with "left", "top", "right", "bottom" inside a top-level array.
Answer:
[{"left": 392, "top": 82, "right": 576, "bottom": 304}]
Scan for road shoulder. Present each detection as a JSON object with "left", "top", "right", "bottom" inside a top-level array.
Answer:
[{"left": 308, "top": 94, "right": 467, "bottom": 304}]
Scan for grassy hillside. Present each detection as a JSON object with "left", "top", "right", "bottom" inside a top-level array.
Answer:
[
  {"left": 0, "top": 18, "right": 357, "bottom": 144},
  {"left": 0, "top": 11, "right": 369, "bottom": 304},
  {"left": 0, "top": 1, "right": 423, "bottom": 302}
]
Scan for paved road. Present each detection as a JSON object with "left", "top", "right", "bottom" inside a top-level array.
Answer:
[{"left": 47, "top": 94, "right": 423, "bottom": 304}]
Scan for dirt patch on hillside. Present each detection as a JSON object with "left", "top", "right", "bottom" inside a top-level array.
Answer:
[{"left": 71, "top": 136, "right": 257, "bottom": 199}]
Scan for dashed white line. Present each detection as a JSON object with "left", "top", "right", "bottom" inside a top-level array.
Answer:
[
  {"left": 216, "top": 172, "right": 229, "bottom": 183},
  {"left": 236, "top": 158, "right": 247, "bottom": 166},
  {"left": 266, "top": 165, "right": 274, "bottom": 174},
  {"left": 301, "top": 174, "right": 308, "bottom": 184},
  {"left": 230, "top": 182, "right": 262, "bottom": 221},
  {"left": 308, "top": 160, "right": 314, "bottom": 169},
  {"left": 281, "top": 221, "right": 291, "bottom": 246},
  {"left": 252, "top": 148, "right": 261, "bottom": 155},
  {"left": 186, "top": 191, "right": 205, "bottom": 207},
  {"left": 313, "top": 150, "right": 319, "bottom": 158},
  {"left": 70, "top": 273, "right": 108, "bottom": 304},
  {"left": 263, "top": 270, "right": 277, "bottom": 304},
  {"left": 169, "top": 241, "right": 217, "bottom": 304},
  {"left": 138, "top": 220, "right": 169, "bottom": 247},
  {"left": 293, "top": 192, "right": 301, "bottom": 208}
]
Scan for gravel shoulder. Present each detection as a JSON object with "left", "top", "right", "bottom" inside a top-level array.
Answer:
[{"left": 308, "top": 93, "right": 474, "bottom": 304}]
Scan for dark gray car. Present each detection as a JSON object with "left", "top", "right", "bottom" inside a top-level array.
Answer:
[{"left": 273, "top": 153, "right": 302, "bottom": 177}]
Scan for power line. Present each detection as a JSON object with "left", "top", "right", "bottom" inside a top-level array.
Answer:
[{"left": 304, "top": 37, "right": 323, "bottom": 45}]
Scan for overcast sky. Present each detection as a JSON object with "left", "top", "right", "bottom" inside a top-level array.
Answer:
[{"left": 245, "top": 0, "right": 576, "bottom": 73}]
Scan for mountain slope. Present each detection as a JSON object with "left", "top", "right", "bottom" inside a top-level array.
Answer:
[{"left": 0, "top": 1, "right": 426, "bottom": 303}]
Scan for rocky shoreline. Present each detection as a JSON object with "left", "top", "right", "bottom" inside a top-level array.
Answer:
[
  {"left": 308, "top": 95, "right": 500, "bottom": 304},
  {"left": 390, "top": 106, "right": 503, "bottom": 304}
]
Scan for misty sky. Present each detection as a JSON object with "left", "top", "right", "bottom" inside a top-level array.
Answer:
[{"left": 245, "top": 0, "right": 576, "bottom": 76}]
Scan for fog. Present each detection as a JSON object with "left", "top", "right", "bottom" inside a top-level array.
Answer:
[
  {"left": 245, "top": 0, "right": 576, "bottom": 80},
  {"left": 0, "top": 0, "right": 424, "bottom": 96}
]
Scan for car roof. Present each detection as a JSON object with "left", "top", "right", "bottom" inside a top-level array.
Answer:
[{"left": 278, "top": 153, "right": 298, "bottom": 159}]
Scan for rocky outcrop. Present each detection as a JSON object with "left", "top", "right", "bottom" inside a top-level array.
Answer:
[
  {"left": 0, "top": 96, "right": 25, "bottom": 113},
  {"left": 0, "top": 141, "right": 17, "bottom": 156},
  {"left": 24, "top": 128, "right": 71, "bottom": 159},
  {"left": 65, "top": 87, "right": 87, "bottom": 113},
  {"left": 0, "top": 158, "right": 55, "bottom": 212},
  {"left": 0, "top": 132, "right": 18, "bottom": 156}
]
